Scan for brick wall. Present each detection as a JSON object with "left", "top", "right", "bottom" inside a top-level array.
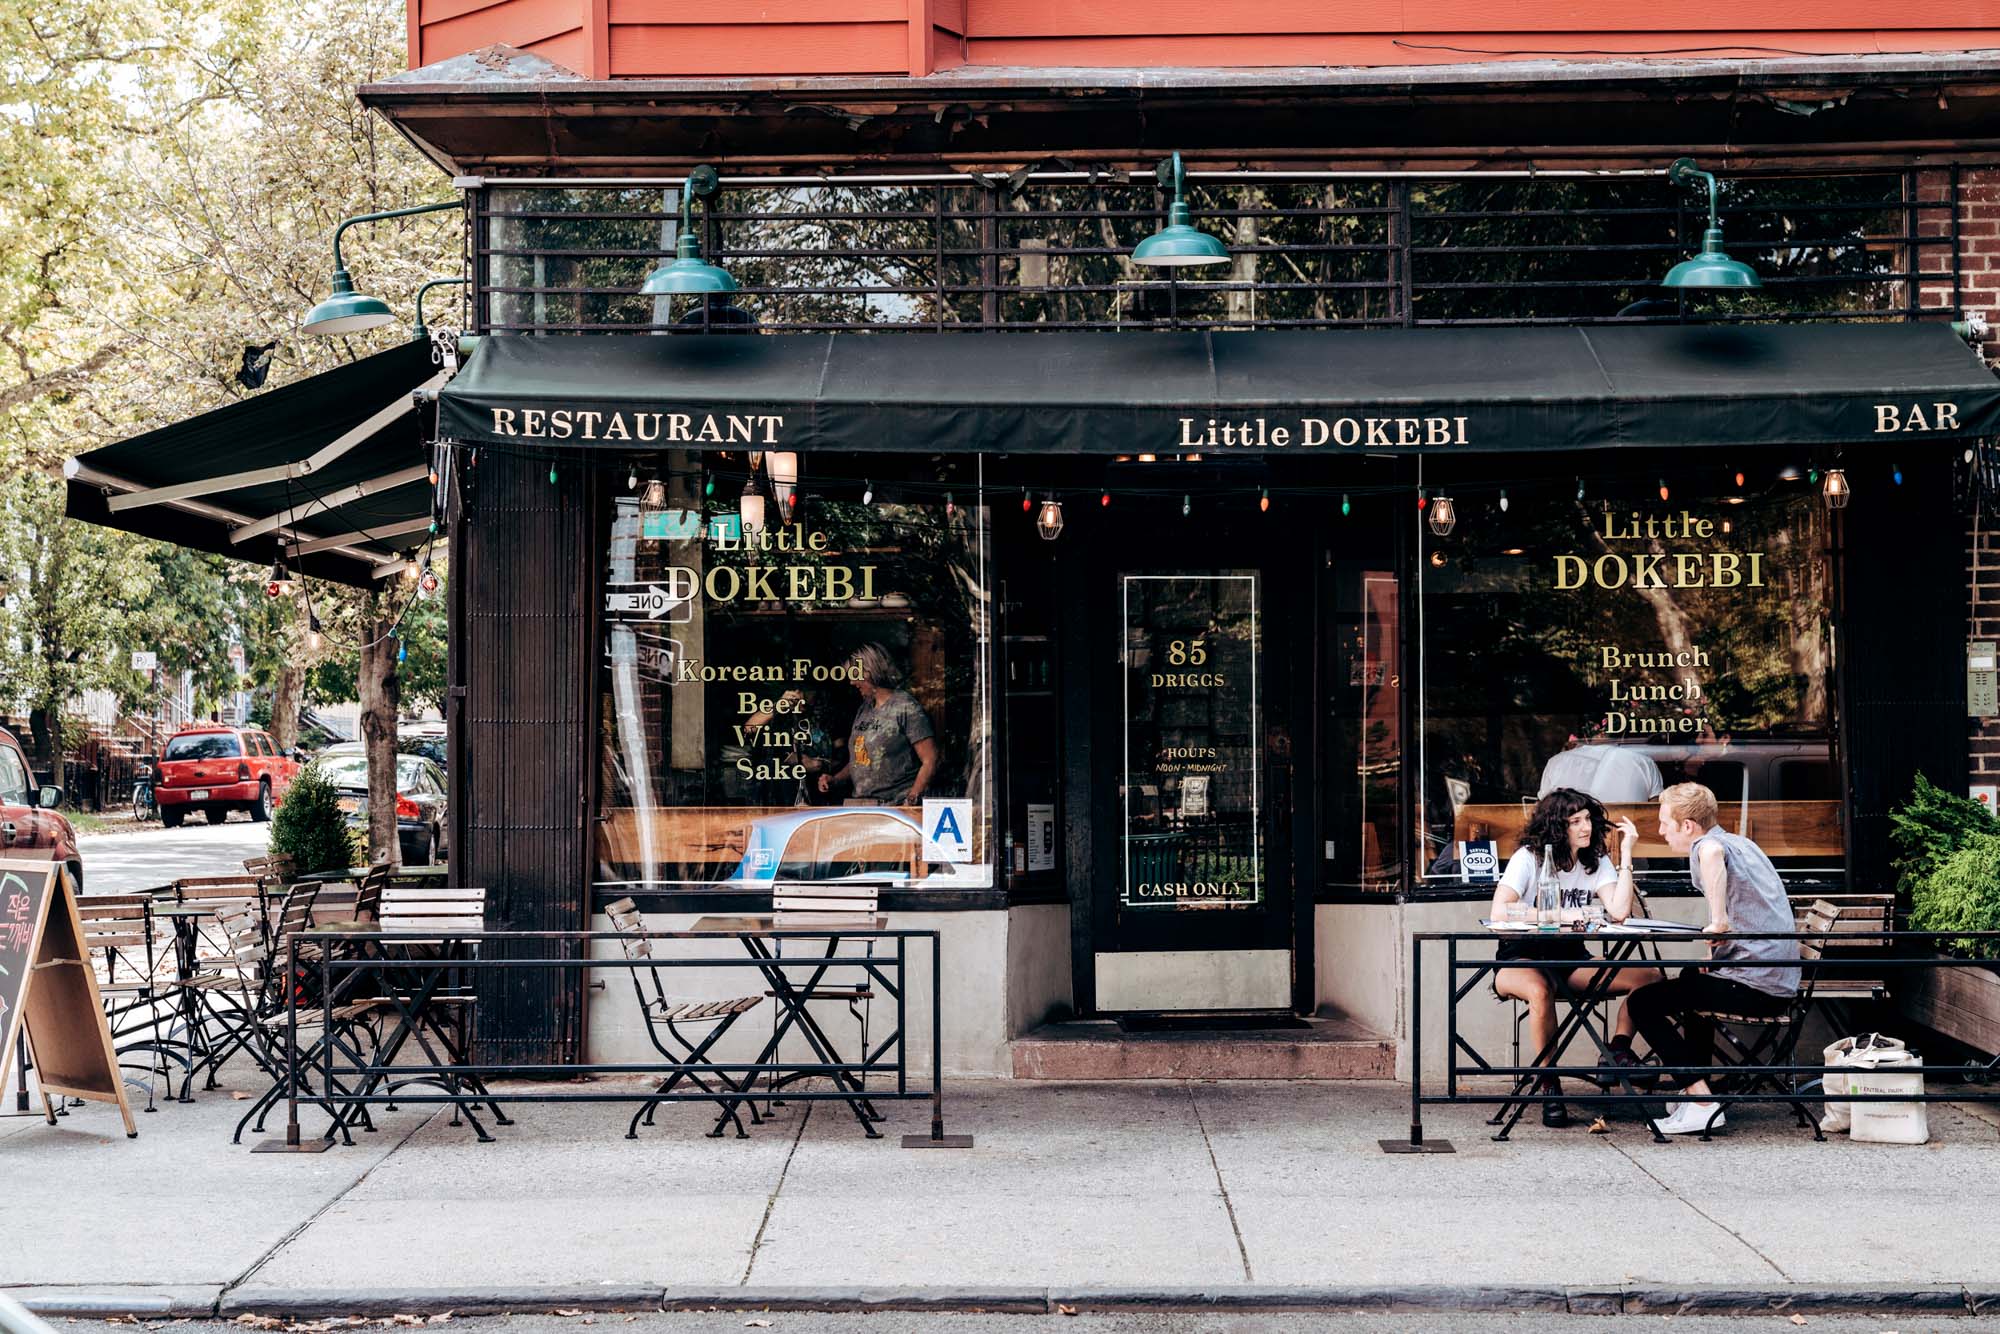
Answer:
[{"left": 1948, "top": 168, "right": 2000, "bottom": 787}]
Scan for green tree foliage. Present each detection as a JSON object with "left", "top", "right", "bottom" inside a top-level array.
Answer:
[
  {"left": 1890, "top": 771, "right": 2000, "bottom": 892},
  {"left": 269, "top": 763, "right": 360, "bottom": 875}
]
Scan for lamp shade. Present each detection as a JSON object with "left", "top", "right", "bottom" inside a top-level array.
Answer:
[
  {"left": 1132, "top": 201, "right": 1231, "bottom": 267},
  {"left": 304, "top": 269, "right": 395, "bottom": 335},
  {"left": 641, "top": 234, "right": 737, "bottom": 295},
  {"left": 1662, "top": 228, "right": 1762, "bottom": 289}
]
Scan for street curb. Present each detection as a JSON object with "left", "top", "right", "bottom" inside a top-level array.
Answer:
[
  {"left": 219, "top": 1288, "right": 667, "bottom": 1318},
  {"left": 661, "top": 1287, "right": 1049, "bottom": 1314},
  {"left": 1620, "top": 1284, "right": 1971, "bottom": 1315},
  {"left": 13, "top": 1282, "right": 1995, "bottom": 1319},
  {"left": 1049, "top": 1285, "right": 1571, "bottom": 1313},
  {"left": 10, "top": 1287, "right": 223, "bottom": 1319}
]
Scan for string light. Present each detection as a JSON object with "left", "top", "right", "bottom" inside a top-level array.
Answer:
[
  {"left": 1100, "top": 491, "right": 1110, "bottom": 508},
  {"left": 1259, "top": 487, "right": 1270, "bottom": 513},
  {"left": 1734, "top": 471, "right": 1745, "bottom": 488},
  {"left": 1658, "top": 478, "right": 1670, "bottom": 502},
  {"left": 1808, "top": 468, "right": 1821, "bottom": 484},
  {"left": 548, "top": 463, "right": 557, "bottom": 484},
  {"left": 1416, "top": 487, "right": 1428, "bottom": 511},
  {"left": 1036, "top": 498, "right": 1065, "bottom": 541},
  {"left": 1576, "top": 477, "right": 1585, "bottom": 502},
  {"left": 306, "top": 614, "right": 322, "bottom": 652},
  {"left": 704, "top": 474, "right": 715, "bottom": 498},
  {"left": 627, "top": 466, "right": 638, "bottom": 490},
  {"left": 1892, "top": 462, "right": 1904, "bottom": 486},
  {"left": 740, "top": 481, "right": 767, "bottom": 534},
  {"left": 944, "top": 491, "right": 955, "bottom": 516},
  {"left": 1340, "top": 493, "right": 1351, "bottom": 517},
  {"left": 862, "top": 479, "right": 873, "bottom": 505},
  {"left": 1498, "top": 489, "right": 1509, "bottom": 513},
  {"left": 1021, "top": 492, "right": 1031, "bottom": 513},
  {"left": 1182, "top": 494, "right": 1190, "bottom": 518}
]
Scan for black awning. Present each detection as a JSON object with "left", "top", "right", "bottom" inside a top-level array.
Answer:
[
  {"left": 65, "top": 342, "right": 445, "bottom": 587},
  {"left": 438, "top": 322, "right": 2000, "bottom": 457}
]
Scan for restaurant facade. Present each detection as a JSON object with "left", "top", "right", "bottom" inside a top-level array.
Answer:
[{"left": 72, "top": 8, "right": 2000, "bottom": 1077}]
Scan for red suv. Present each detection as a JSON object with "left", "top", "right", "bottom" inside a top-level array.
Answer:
[
  {"left": 156, "top": 726, "right": 300, "bottom": 827},
  {"left": 0, "top": 724, "right": 82, "bottom": 889}
]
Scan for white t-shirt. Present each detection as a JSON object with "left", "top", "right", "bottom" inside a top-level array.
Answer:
[{"left": 1498, "top": 847, "right": 1616, "bottom": 913}]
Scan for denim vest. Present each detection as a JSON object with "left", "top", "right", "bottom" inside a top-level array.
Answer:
[{"left": 1689, "top": 827, "right": 1799, "bottom": 998}]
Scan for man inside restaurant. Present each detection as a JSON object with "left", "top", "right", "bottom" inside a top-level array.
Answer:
[{"left": 1625, "top": 781, "right": 1801, "bottom": 1137}]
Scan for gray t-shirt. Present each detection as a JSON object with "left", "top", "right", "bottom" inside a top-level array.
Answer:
[
  {"left": 848, "top": 690, "right": 934, "bottom": 801},
  {"left": 1690, "top": 827, "right": 1800, "bottom": 997}
]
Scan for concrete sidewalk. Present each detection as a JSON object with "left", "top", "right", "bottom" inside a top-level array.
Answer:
[{"left": 4, "top": 1072, "right": 1998, "bottom": 1317}]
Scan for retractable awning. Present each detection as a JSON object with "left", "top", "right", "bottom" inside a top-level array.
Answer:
[
  {"left": 65, "top": 342, "right": 445, "bottom": 587},
  {"left": 439, "top": 323, "right": 2000, "bottom": 457}
]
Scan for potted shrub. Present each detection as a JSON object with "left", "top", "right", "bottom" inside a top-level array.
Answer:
[
  {"left": 1890, "top": 774, "right": 2000, "bottom": 1053},
  {"left": 270, "top": 764, "right": 361, "bottom": 877}
]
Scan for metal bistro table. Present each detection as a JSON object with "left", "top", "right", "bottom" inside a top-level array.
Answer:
[
  {"left": 688, "top": 915, "right": 971, "bottom": 1147},
  {"left": 258, "top": 923, "right": 972, "bottom": 1151}
]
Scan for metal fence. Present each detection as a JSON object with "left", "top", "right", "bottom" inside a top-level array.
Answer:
[{"left": 472, "top": 170, "right": 1962, "bottom": 335}]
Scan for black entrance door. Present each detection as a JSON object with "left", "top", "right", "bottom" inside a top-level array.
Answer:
[{"left": 1082, "top": 512, "right": 1308, "bottom": 1014}]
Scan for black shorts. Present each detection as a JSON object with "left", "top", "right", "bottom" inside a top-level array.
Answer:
[{"left": 1492, "top": 940, "right": 1592, "bottom": 1000}]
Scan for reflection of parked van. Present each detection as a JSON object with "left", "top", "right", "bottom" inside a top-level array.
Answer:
[{"left": 1614, "top": 738, "right": 1838, "bottom": 802}]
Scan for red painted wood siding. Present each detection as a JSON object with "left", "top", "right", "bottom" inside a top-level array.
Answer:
[{"left": 407, "top": 0, "right": 1996, "bottom": 75}]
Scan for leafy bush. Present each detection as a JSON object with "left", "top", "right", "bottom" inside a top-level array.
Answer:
[
  {"left": 1908, "top": 831, "right": 2000, "bottom": 961},
  {"left": 269, "top": 765, "right": 360, "bottom": 876},
  {"left": 1890, "top": 772, "right": 1998, "bottom": 896}
]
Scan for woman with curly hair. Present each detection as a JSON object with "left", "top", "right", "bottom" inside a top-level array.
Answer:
[{"left": 1492, "top": 787, "right": 1659, "bottom": 1126}]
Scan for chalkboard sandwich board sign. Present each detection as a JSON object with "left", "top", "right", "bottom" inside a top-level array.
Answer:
[{"left": 0, "top": 859, "right": 136, "bottom": 1136}]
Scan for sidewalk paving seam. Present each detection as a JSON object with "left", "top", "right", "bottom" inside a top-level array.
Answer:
[
  {"left": 1185, "top": 1081, "right": 1254, "bottom": 1283},
  {"left": 1601, "top": 1134, "right": 1792, "bottom": 1282},
  {"left": 219, "top": 1106, "right": 442, "bottom": 1305},
  {"left": 738, "top": 1099, "right": 811, "bottom": 1285}
]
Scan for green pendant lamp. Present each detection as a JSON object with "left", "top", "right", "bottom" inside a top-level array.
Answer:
[
  {"left": 1662, "top": 157, "right": 1761, "bottom": 290},
  {"left": 304, "top": 199, "right": 462, "bottom": 335},
  {"left": 1132, "top": 152, "right": 1231, "bottom": 268},
  {"left": 641, "top": 165, "right": 738, "bottom": 296}
]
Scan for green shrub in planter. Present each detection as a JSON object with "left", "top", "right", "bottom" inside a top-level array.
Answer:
[
  {"left": 1890, "top": 772, "right": 1999, "bottom": 897},
  {"left": 270, "top": 765, "right": 361, "bottom": 876},
  {"left": 1908, "top": 830, "right": 2000, "bottom": 962}
]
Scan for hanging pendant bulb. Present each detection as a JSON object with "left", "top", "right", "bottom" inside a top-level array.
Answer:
[
  {"left": 1340, "top": 493, "right": 1351, "bottom": 517},
  {"left": 749, "top": 451, "right": 764, "bottom": 473},
  {"left": 740, "top": 482, "right": 767, "bottom": 534},
  {"left": 1498, "top": 489, "right": 1509, "bottom": 514},
  {"left": 640, "top": 479, "right": 668, "bottom": 515},
  {"left": 1259, "top": 487, "right": 1270, "bottom": 513},
  {"left": 1036, "top": 498, "right": 1065, "bottom": 541},
  {"left": 1427, "top": 494, "right": 1457, "bottom": 537},
  {"left": 1822, "top": 467, "right": 1851, "bottom": 510},
  {"left": 767, "top": 451, "right": 798, "bottom": 511}
]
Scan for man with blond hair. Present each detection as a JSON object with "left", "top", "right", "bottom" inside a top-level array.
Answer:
[{"left": 1624, "top": 781, "right": 1801, "bottom": 1136}]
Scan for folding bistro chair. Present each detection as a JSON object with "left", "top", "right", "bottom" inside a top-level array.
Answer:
[
  {"left": 604, "top": 897, "right": 766, "bottom": 1139},
  {"left": 78, "top": 894, "right": 181, "bottom": 1111},
  {"left": 189, "top": 883, "right": 322, "bottom": 1090},
  {"left": 1683, "top": 943, "right": 1821, "bottom": 1140},
  {"left": 242, "top": 853, "right": 297, "bottom": 883},
  {"left": 335, "top": 886, "right": 510, "bottom": 1141},
  {"left": 765, "top": 882, "right": 881, "bottom": 1119}
]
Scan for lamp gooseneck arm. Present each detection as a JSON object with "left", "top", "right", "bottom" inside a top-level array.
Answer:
[
  {"left": 1170, "top": 151, "right": 1186, "bottom": 203},
  {"left": 411, "top": 276, "right": 470, "bottom": 337},
  {"left": 329, "top": 199, "right": 463, "bottom": 272}
]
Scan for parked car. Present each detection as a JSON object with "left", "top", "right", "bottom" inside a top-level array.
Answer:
[
  {"left": 722, "top": 807, "right": 974, "bottom": 886},
  {"left": 0, "top": 724, "right": 82, "bottom": 890},
  {"left": 154, "top": 725, "right": 301, "bottom": 827},
  {"left": 314, "top": 751, "right": 449, "bottom": 865}
]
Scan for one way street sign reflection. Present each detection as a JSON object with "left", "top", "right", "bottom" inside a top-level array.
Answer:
[{"left": 604, "top": 580, "right": 692, "bottom": 621}]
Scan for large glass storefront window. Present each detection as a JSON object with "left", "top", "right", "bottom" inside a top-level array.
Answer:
[
  {"left": 597, "top": 452, "right": 991, "bottom": 893},
  {"left": 1419, "top": 470, "right": 1839, "bottom": 885}
]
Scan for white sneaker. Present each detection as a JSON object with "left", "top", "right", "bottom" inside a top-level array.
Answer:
[{"left": 1650, "top": 1101, "right": 1725, "bottom": 1136}]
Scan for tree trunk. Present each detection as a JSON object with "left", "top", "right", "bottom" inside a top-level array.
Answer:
[
  {"left": 270, "top": 662, "right": 306, "bottom": 752},
  {"left": 359, "top": 600, "right": 401, "bottom": 865}
]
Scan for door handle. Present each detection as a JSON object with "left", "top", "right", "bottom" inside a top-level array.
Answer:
[{"left": 1, "top": 821, "right": 16, "bottom": 845}]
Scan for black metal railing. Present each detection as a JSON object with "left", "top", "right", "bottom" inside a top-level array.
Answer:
[
  {"left": 260, "top": 927, "right": 966, "bottom": 1151},
  {"left": 1397, "top": 928, "right": 2000, "bottom": 1153},
  {"left": 472, "top": 171, "right": 1958, "bottom": 335}
]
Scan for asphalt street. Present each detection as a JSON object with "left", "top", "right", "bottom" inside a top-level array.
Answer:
[{"left": 73, "top": 818, "right": 272, "bottom": 893}]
